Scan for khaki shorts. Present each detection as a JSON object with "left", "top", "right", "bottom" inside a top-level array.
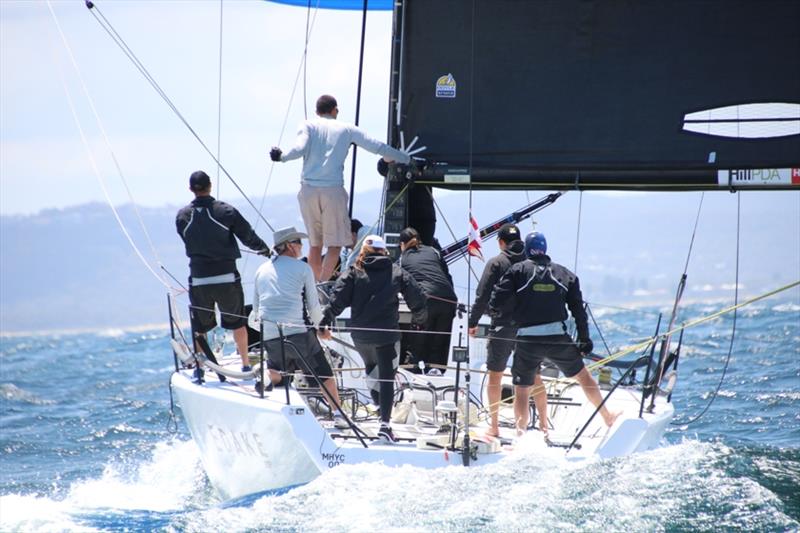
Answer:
[{"left": 298, "top": 185, "right": 352, "bottom": 247}]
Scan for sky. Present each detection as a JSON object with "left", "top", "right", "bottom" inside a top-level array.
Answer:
[
  {"left": 1, "top": 0, "right": 396, "bottom": 216},
  {"left": 1, "top": 1, "right": 798, "bottom": 302}
]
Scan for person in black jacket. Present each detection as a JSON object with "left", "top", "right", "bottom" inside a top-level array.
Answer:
[
  {"left": 319, "top": 235, "right": 427, "bottom": 443},
  {"left": 468, "top": 223, "right": 549, "bottom": 436},
  {"left": 489, "top": 231, "right": 620, "bottom": 435},
  {"left": 398, "top": 227, "right": 457, "bottom": 374},
  {"left": 175, "top": 170, "right": 271, "bottom": 370}
]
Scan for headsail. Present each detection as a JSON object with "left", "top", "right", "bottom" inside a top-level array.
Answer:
[{"left": 388, "top": 0, "right": 800, "bottom": 191}]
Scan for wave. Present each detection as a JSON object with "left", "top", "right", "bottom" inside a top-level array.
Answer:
[{"left": 0, "top": 438, "right": 210, "bottom": 532}]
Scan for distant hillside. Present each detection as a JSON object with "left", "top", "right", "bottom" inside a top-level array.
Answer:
[{"left": 1, "top": 190, "right": 797, "bottom": 332}]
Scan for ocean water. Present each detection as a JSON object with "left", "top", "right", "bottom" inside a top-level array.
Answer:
[{"left": 1, "top": 300, "right": 798, "bottom": 532}]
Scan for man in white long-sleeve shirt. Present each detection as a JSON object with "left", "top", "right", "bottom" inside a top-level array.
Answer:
[
  {"left": 270, "top": 94, "right": 410, "bottom": 282},
  {"left": 251, "top": 226, "right": 344, "bottom": 426}
]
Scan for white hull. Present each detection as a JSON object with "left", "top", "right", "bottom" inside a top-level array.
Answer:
[{"left": 172, "top": 356, "right": 674, "bottom": 501}]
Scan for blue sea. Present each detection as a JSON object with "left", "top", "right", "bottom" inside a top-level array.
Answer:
[{"left": 2, "top": 300, "right": 798, "bottom": 532}]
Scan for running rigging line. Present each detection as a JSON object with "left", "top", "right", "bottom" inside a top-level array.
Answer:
[
  {"left": 47, "top": 0, "right": 171, "bottom": 292},
  {"left": 253, "top": 0, "right": 322, "bottom": 229},
  {"left": 215, "top": 0, "right": 224, "bottom": 194},
  {"left": 84, "top": 0, "right": 274, "bottom": 232},
  {"left": 674, "top": 193, "right": 739, "bottom": 426}
]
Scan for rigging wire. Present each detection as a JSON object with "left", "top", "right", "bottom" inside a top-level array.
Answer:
[
  {"left": 250, "top": 0, "right": 322, "bottom": 241},
  {"left": 46, "top": 0, "right": 171, "bottom": 291},
  {"left": 215, "top": 0, "right": 224, "bottom": 194},
  {"left": 673, "top": 193, "right": 740, "bottom": 426},
  {"left": 425, "top": 189, "right": 480, "bottom": 283},
  {"left": 573, "top": 189, "right": 583, "bottom": 274},
  {"left": 347, "top": 0, "right": 370, "bottom": 218},
  {"left": 303, "top": 0, "right": 311, "bottom": 119},
  {"left": 653, "top": 192, "right": 706, "bottom": 387},
  {"left": 85, "top": 1, "right": 274, "bottom": 232}
]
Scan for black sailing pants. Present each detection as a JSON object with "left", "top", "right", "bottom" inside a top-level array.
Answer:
[
  {"left": 354, "top": 341, "right": 397, "bottom": 424},
  {"left": 405, "top": 298, "right": 456, "bottom": 374}
]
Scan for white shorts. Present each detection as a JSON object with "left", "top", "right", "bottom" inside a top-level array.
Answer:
[{"left": 297, "top": 185, "right": 352, "bottom": 247}]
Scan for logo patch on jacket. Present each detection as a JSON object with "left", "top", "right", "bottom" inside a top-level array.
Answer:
[{"left": 532, "top": 283, "right": 555, "bottom": 292}]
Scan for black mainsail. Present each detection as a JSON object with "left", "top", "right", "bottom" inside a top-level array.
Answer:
[{"left": 386, "top": 0, "right": 799, "bottom": 193}]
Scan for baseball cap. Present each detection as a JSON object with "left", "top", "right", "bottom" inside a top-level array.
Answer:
[
  {"left": 498, "top": 223, "right": 521, "bottom": 243},
  {"left": 362, "top": 234, "right": 387, "bottom": 250}
]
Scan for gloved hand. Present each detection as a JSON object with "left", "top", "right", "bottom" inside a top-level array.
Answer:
[
  {"left": 257, "top": 246, "right": 272, "bottom": 257},
  {"left": 577, "top": 338, "right": 594, "bottom": 355},
  {"left": 377, "top": 158, "right": 389, "bottom": 177},
  {"left": 269, "top": 147, "right": 282, "bottom": 162}
]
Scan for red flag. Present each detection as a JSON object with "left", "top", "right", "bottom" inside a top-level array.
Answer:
[{"left": 467, "top": 214, "right": 484, "bottom": 261}]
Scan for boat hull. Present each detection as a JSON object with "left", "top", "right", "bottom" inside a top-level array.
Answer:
[{"left": 171, "top": 371, "right": 320, "bottom": 501}]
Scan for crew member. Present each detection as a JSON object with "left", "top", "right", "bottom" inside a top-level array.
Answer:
[
  {"left": 468, "top": 223, "right": 548, "bottom": 436},
  {"left": 320, "top": 234, "right": 427, "bottom": 443},
  {"left": 176, "top": 170, "right": 270, "bottom": 372},
  {"left": 489, "top": 231, "right": 621, "bottom": 435},
  {"left": 270, "top": 94, "right": 410, "bottom": 282},
  {"left": 398, "top": 227, "right": 457, "bottom": 374},
  {"left": 251, "top": 226, "right": 345, "bottom": 427}
]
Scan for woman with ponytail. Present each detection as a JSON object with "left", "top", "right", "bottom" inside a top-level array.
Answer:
[
  {"left": 397, "top": 227, "right": 458, "bottom": 374},
  {"left": 319, "top": 235, "right": 427, "bottom": 443}
]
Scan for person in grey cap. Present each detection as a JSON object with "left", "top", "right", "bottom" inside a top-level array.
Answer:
[
  {"left": 251, "top": 226, "right": 344, "bottom": 426},
  {"left": 175, "top": 170, "right": 270, "bottom": 371}
]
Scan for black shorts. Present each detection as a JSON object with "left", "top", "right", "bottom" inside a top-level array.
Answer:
[
  {"left": 512, "top": 334, "right": 584, "bottom": 386},
  {"left": 263, "top": 330, "right": 334, "bottom": 384},
  {"left": 485, "top": 326, "right": 517, "bottom": 372},
  {"left": 189, "top": 281, "right": 247, "bottom": 333}
]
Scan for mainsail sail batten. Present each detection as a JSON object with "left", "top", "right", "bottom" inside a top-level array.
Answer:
[{"left": 389, "top": 0, "right": 800, "bottom": 191}]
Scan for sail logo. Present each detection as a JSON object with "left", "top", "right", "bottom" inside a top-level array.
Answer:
[
  {"left": 718, "top": 168, "right": 799, "bottom": 186},
  {"left": 683, "top": 102, "right": 799, "bottom": 138},
  {"left": 435, "top": 73, "right": 457, "bottom": 98}
]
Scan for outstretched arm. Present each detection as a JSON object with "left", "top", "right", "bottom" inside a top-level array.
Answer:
[
  {"left": 349, "top": 126, "right": 410, "bottom": 164},
  {"left": 229, "top": 207, "right": 270, "bottom": 253},
  {"left": 279, "top": 122, "right": 310, "bottom": 162}
]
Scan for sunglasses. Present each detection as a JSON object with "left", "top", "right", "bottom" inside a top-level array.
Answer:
[{"left": 288, "top": 239, "right": 302, "bottom": 245}]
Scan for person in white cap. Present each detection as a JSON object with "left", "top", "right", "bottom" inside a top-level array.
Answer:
[
  {"left": 251, "top": 226, "right": 344, "bottom": 427},
  {"left": 319, "top": 235, "right": 427, "bottom": 443}
]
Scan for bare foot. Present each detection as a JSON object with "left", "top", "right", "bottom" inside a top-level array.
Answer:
[
  {"left": 538, "top": 422, "right": 549, "bottom": 437},
  {"left": 485, "top": 428, "right": 500, "bottom": 438},
  {"left": 603, "top": 410, "right": 622, "bottom": 427}
]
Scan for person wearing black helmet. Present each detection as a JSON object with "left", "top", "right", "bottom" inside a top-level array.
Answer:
[
  {"left": 489, "top": 231, "right": 621, "bottom": 435},
  {"left": 468, "top": 223, "right": 548, "bottom": 436}
]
